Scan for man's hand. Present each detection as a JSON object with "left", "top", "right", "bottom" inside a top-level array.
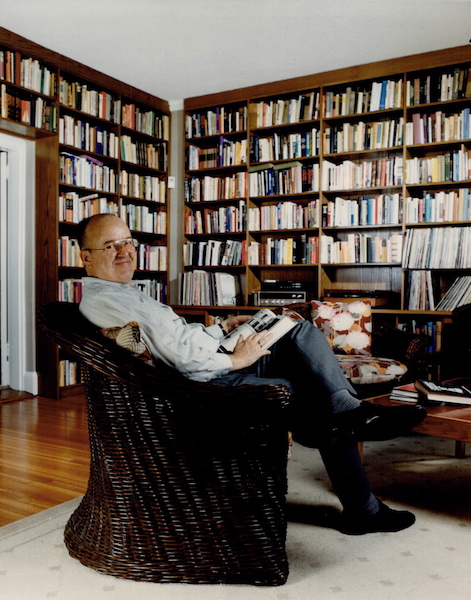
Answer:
[
  {"left": 229, "top": 331, "right": 272, "bottom": 371},
  {"left": 220, "top": 314, "right": 252, "bottom": 334}
]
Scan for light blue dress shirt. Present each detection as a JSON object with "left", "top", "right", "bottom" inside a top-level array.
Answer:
[{"left": 79, "top": 277, "right": 233, "bottom": 382}]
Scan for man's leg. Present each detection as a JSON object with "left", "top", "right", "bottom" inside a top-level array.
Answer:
[
  {"left": 319, "top": 441, "right": 416, "bottom": 534},
  {"left": 213, "top": 368, "right": 416, "bottom": 534},
  {"left": 265, "top": 320, "right": 426, "bottom": 443}
]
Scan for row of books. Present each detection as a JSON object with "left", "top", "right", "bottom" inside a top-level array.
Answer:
[
  {"left": 187, "top": 137, "right": 247, "bottom": 169},
  {"left": 250, "top": 91, "right": 320, "bottom": 128},
  {"left": 183, "top": 239, "right": 245, "bottom": 267},
  {"left": 322, "top": 156, "right": 403, "bottom": 190},
  {"left": 323, "top": 79, "right": 403, "bottom": 117},
  {"left": 323, "top": 118, "right": 404, "bottom": 154},
  {"left": 120, "top": 203, "right": 167, "bottom": 235},
  {"left": 59, "top": 153, "right": 117, "bottom": 192},
  {"left": 59, "top": 359, "right": 82, "bottom": 387},
  {"left": 391, "top": 379, "right": 471, "bottom": 406},
  {"left": 60, "top": 173, "right": 167, "bottom": 206},
  {"left": 131, "top": 279, "right": 167, "bottom": 302},
  {"left": 404, "top": 150, "right": 471, "bottom": 184},
  {"left": 59, "top": 192, "right": 118, "bottom": 223},
  {"left": 1, "top": 84, "right": 57, "bottom": 130},
  {"left": 185, "top": 105, "right": 248, "bottom": 139},
  {"left": 248, "top": 200, "right": 318, "bottom": 231},
  {"left": 322, "top": 194, "right": 402, "bottom": 227},
  {"left": 398, "top": 318, "right": 442, "bottom": 352},
  {"left": 405, "top": 189, "right": 471, "bottom": 224},
  {"left": 59, "top": 77, "right": 120, "bottom": 123},
  {"left": 320, "top": 232, "right": 403, "bottom": 264},
  {"left": 59, "top": 115, "right": 119, "bottom": 158},
  {"left": 405, "top": 68, "right": 471, "bottom": 106},
  {"left": 248, "top": 162, "right": 319, "bottom": 197},
  {"left": 136, "top": 245, "right": 167, "bottom": 271},
  {"left": 58, "top": 279, "right": 83, "bottom": 303},
  {"left": 184, "top": 172, "right": 248, "bottom": 203},
  {"left": 402, "top": 226, "right": 471, "bottom": 269},
  {"left": 0, "top": 49, "right": 56, "bottom": 96},
  {"left": 120, "top": 136, "right": 168, "bottom": 171},
  {"left": 248, "top": 236, "right": 318, "bottom": 265},
  {"left": 250, "top": 128, "right": 320, "bottom": 163},
  {"left": 435, "top": 275, "right": 471, "bottom": 311},
  {"left": 59, "top": 277, "right": 167, "bottom": 304},
  {"left": 120, "top": 170, "right": 166, "bottom": 202},
  {"left": 178, "top": 270, "right": 241, "bottom": 306},
  {"left": 58, "top": 236, "right": 83, "bottom": 268},
  {"left": 406, "top": 270, "right": 437, "bottom": 311},
  {"left": 121, "top": 104, "right": 169, "bottom": 140},
  {"left": 406, "top": 108, "right": 470, "bottom": 145},
  {"left": 184, "top": 202, "right": 246, "bottom": 235}
]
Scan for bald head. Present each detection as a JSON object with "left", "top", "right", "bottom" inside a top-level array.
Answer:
[{"left": 79, "top": 215, "right": 137, "bottom": 285}]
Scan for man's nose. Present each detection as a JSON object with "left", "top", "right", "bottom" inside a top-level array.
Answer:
[{"left": 115, "top": 242, "right": 129, "bottom": 255}]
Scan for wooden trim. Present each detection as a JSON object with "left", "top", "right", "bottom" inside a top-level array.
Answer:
[{"left": 35, "top": 135, "right": 60, "bottom": 399}]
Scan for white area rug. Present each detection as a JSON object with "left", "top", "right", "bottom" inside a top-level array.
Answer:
[{"left": 1, "top": 434, "right": 470, "bottom": 600}]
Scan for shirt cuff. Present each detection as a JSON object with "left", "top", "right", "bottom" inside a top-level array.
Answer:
[{"left": 206, "top": 323, "right": 226, "bottom": 339}]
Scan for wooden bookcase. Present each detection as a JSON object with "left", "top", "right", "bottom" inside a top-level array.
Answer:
[
  {"left": 180, "top": 45, "right": 471, "bottom": 369},
  {"left": 0, "top": 27, "right": 170, "bottom": 399}
]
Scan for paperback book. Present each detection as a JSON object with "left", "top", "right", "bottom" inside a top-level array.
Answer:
[
  {"left": 414, "top": 378, "right": 471, "bottom": 406},
  {"left": 218, "top": 308, "right": 303, "bottom": 353}
]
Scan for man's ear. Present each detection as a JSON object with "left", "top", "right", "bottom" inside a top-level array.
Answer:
[{"left": 80, "top": 250, "right": 92, "bottom": 267}]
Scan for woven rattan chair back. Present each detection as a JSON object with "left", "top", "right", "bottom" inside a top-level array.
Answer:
[{"left": 39, "top": 301, "right": 291, "bottom": 585}]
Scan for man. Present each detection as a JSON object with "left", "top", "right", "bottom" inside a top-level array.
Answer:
[{"left": 78, "top": 214, "right": 426, "bottom": 535}]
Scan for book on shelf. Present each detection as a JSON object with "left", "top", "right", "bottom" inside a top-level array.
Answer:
[
  {"left": 435, "top": 275, "right": 471, "bottom": 311},
  {"left": 414, "top": 378, "right": 471, "bottom": 406},
  {"left": 389, "top": 382, "right": 420, "bottom": 402},
  {"left": 218, "top": 308, "right": 303, "bottom": 353}
]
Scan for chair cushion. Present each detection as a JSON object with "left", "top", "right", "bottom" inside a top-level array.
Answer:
[
  {"left": 101, "top": 322, "right": 154, "bottom": 365},
  {"left": 310, "top": 300, "right": 372, "bottom": 355},
  {"left": 335, "top": 354, "right": 407, "bottom": 385}
]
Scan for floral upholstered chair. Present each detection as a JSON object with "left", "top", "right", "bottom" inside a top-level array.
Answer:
[{"left": 286, "top": 300, "right": 431, "bottom": 398}]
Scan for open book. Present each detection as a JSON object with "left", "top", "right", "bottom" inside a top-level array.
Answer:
[
  {"left": 414, "top": 378, "right": 471, "bottom": 406},
  {"left": 218, "top": 308, "right": 303, "bottom": 354}
]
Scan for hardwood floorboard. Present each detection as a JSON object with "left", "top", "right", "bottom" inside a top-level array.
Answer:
[{"left": 0, "top": 391, "right": 90, "bottom": 526}]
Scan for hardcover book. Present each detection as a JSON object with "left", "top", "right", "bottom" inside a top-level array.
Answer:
[{"left": 414, "top": 378, "right": 471, "bottom": 406}]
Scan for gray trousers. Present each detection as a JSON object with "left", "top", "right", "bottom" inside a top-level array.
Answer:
[{"left": 214, "top": 320, "right": 378, "bottom": 515}]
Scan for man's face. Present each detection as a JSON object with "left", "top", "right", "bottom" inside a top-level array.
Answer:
[{"left": 80, "top": 216, "right": 137, "bottom": 285}]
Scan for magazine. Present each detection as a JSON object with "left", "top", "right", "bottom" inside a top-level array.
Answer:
[
  {"left": 414, "top": 378, "right": 471, "bottom": 406},
  {"left": 218, "top": 308, "right": 303, "bottom": 354}
]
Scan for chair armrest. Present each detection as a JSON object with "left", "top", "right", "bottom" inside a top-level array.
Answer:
[{"left": 39, "top": 302, "right": 292, "bottom": 429}]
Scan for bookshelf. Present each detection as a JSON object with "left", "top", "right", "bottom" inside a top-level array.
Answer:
[
  {"left": 0, "top": 28, "right": 170, "bottom": 399},
  {"left": 180, "top": 45, "right": 471, "bottom": 373}
]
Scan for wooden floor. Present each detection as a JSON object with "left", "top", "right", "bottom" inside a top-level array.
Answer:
[{"left": 0, "top": 390, "right": 90, "bottom": 526}]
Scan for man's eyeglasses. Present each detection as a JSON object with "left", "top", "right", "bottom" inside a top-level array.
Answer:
[{"left": 84, "top": 238, "right": 139, "bottom": 256}]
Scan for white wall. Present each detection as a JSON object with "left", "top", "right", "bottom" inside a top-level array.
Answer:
[
  {"left": 0, "top": 133, "right": 37, "bottom": 394},
  {"left": 168, "top": 103, "right": 185, "bottom": 304}
]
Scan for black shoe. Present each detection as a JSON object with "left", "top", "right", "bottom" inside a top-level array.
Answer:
[
  {"left": 330, "top": 401, "right": 427, "bottom": 443},
  {"left": 340, "top": 501, "right": 416, "bottom": 535}
]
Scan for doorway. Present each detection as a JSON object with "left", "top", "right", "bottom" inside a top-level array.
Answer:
[{"left": 0, "top": 133, "right": 37, "bottom": 394}]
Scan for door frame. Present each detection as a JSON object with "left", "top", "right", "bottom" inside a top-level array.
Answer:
[{"left": 0, "top": 133, "right": 37, "bottom": 394}]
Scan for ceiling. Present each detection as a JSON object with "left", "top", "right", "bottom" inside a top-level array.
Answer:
[{"left": 2, "top": 0, "right": 471, "bottom": 108}]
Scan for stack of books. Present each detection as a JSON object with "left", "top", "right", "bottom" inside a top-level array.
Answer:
[
  {"left": 390, "top": 378, "right": 471, "bottom": 406},
  {"left": 389, "top": 382, "right": 420, "bottom": 402}
]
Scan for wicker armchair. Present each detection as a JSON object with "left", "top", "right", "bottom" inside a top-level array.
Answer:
[{"left": 39, "top": 302, "right": 292, "bottom": 586}]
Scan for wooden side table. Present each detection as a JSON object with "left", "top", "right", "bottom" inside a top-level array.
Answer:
[{"left": 364, "top": 395, "right": 471, "bottom": 458}]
